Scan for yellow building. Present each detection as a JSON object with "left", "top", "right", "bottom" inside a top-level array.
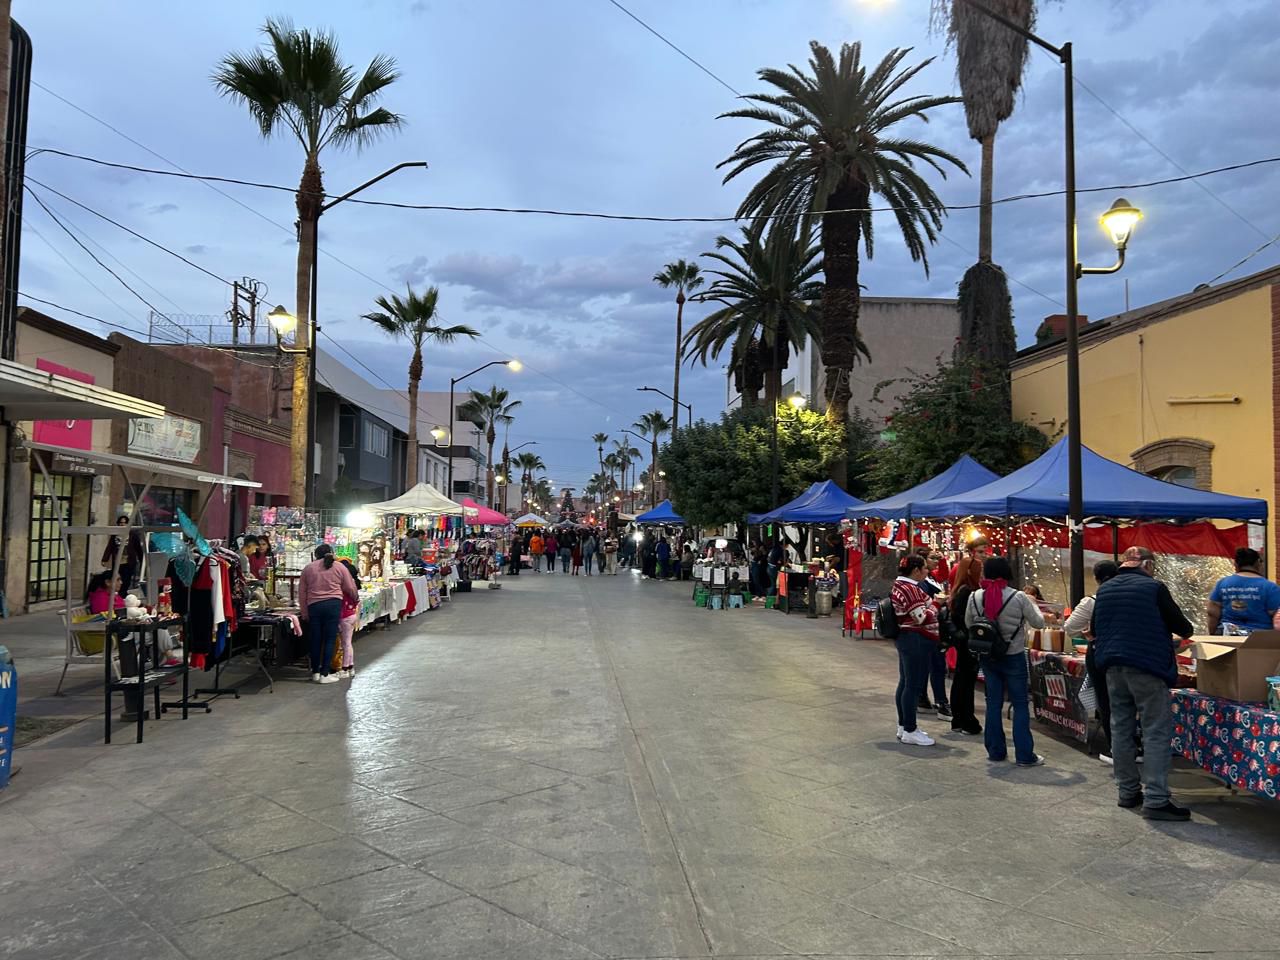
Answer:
[{"left": 1012, "top": 265, "right": 1279, "bottom": 559}]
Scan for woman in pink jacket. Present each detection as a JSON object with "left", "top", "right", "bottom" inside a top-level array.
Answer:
[{"left": 297, "top": 544, "right": 358, "bottom": 685}]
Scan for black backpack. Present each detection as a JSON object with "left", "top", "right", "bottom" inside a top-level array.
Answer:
[
  {"left": 874, "top": 595, "right": 900, "bottom": 639},
  {"left": 966, "top": 590, "right": 1017, "bottom": 657}
]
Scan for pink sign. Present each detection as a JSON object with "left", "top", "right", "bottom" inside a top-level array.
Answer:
[{"left": 32, "top": 359, "right": 94, "bottom": 450}]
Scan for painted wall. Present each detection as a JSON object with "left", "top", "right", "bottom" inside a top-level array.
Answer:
[{"left": 1012, "top": 283, "right": 1275, "bottom": 559}]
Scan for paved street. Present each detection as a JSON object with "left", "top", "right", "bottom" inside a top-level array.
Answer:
[{"left": 3, "top": 571, "right": 1279, "bottom": 960}]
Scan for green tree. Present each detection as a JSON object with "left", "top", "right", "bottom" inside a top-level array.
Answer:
[
  {"left": 458, "top": 386, "right": 521, "bottom": 505},
  {"left": 363, "top": 285, "right": 479, "bottom": 488},
  {"left": 684, "top": 219, "right": 827, "bottom": 408},
  {"left": 720, "top": 41, "right": 964, "bottom": 486},
  {"left": 653, "top": 260, "right": 704, "bottom": 433},
  {"left": 214, "top": 18, "right": 403, "bottom": 503},
  {"left": 592, "top": 431, "right": 610, "bottom": 480},
  {"left": 931, "top": 0, "right": 1035, "bottom": 388},
  {"left": 661, "top": 405, "right": 845, "bottom": 529},
  {"left": 632, "top": 410, "right": 672, "bottom": 507},
  {"left": 612, "top": 438, "right": 641, "bottom": 508},
  {"left": 864, "top": 353, "right": 1049, "bottom": 499},
  {"left": 514, "top": 451, "right": 545, "bottom": 507}
]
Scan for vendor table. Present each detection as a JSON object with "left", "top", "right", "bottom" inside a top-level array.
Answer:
[
  {"left": 1171, "top": 689, "right": 1280, "bottom": 801},
  {"left": 1027, "top": 649, "right": 1092, "bottom": 745}
]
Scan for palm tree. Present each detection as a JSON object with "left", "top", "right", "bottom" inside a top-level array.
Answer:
[
  {"left": 632, "top": 411, "right": 672, "bottom": 507},
  {"left": 720, "top": 41, "right": 965, "bottom": 485},
  {"left": 363, "top": 285, "right": 479, "bottom": 488},
  {"left": 214, "top": 19, "right": 403, "bottom": 503},
  {"left": 684, "top": 218, "right": 829, "bottom": 407},
  {"left": 932, "top": 0, "right": 1033, "bottom": 382},
  {"left": 612, "top": 438, "right": 642, "bottom": 510},
  {"left": 514, "top": 452, "right": 545, "bottom": 507},
  {"left": 602, "top": 452, "right": 623, "bottom": 497},
  {"left": 653, "top": 260, "right": 704, "bottom": 434},
  {"left": 458, "top": 386, "right": 522, "bottom": 505},
  {"left": 592, "top": 431, "right": 610, "bottom": 480}
]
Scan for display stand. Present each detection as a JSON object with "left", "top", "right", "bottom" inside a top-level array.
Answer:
[{"left": 104, "top": 616, "right": 189, "bottom": 744}]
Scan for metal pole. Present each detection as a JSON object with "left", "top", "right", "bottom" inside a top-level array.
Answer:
[
  {"left": 770, "top": 334, "right": 781, "bottom": 510},
  {"left": 447, "top": 378, "right": 456, "bottom": 499},
  {"left": 305, "top": 224, "right": 319, "bottom": 507},
  {"left": 1063, "top": 42, "right": 1085, "bottom": 605}
]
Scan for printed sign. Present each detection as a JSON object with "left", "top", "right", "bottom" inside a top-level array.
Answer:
[
  {"left": 32, "top": 359, "right": 94, "bottom": 450},
  {"left": 1028, "top": 650, "right": 1090, "bottom": 743},
  {"left": 128, "top": 414, "right": 201, "bottom": 463}
]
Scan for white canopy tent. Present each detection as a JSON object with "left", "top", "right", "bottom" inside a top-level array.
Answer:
[
  {"left": 364, "top": 482, "right": 464, "bottom": 516},
  {"left": 512, "top": 513, "right": 551, "bottom": 528}
]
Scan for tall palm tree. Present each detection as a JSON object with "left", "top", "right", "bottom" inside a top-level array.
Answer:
[
  {"left": 720, "top": 41, "right": 964, "bottom": 485},
  {"left": 932, "top": 0, "right": 1033, "bottom": 381},
  {"left": 653, "top": 260, "right": 704, "bottom": 434},
  {"left": 602, "top": 452, "right": 623, "bottom": 498},
  {"left": 458, "top": 386, "right": 522, "bottom": 505},
  {"left": 592, "top": 431, "right": 609, "bottom": 480},
  {"left": 363, "top": 285, "right": 479, "bottom": 488},
  {"left": 632, "top": 411, "right": 672, "bottom": 507},
  {"left": 214, "top": 18, "right": 403, "bottom": 503},
  {"left": 514, "top": 452, "right": 545, "bottom": 507},
  {"left": 684, "top": 218, "right": 828, "bottom": 407},
  {"left": 612, "top": 438, "right": 642, "bottom": 510}
]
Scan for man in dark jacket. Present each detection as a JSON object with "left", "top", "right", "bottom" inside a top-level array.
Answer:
[{"left": 1092, "top": 546, "right": 1194, "bottom": 821}]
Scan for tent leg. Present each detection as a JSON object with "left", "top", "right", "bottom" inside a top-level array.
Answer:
[
  {"left": 1112, "top": 522, "right": 1119, "bottom": 562},
  {"left": 54, "top": 662, "right": 70, "bottom": 697}
]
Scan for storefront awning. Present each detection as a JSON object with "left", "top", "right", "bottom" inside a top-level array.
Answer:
[
  {"left": 26, "top": 441, "right": 263, "bottom": 488},
  {"left": 0, "top": 357, "right": 165, "bottom": 420}
]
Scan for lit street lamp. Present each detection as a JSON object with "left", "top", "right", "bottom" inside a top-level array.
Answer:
[{"left": 770, "top": 392, "right": 807, "bottom": 511}]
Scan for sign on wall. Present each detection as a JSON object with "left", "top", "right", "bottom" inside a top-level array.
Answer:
[
  {"left": 32, "top": 358, "right": 94, "bottom": 450},
  {"left": 128, "top": 414, "right": 201, "bottom": 463}
]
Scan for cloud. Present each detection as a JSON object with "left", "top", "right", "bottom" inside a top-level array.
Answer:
[
  {"left": 185, "top": 244, "right": 208, "bottom": 255},
  {"left": 148, "top": 203, "right": 179, "bottom": 215},
  {"left": 389, "top": 254, "right": 429, "bottom": 286}
]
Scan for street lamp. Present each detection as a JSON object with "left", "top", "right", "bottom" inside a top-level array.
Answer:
[
  {"left": 429, "top": 426, "right": 447, "bottom": 446},
  {"left": 770, "top": 392, "right": 809, "bottom": 511},
  {"left": 447, "top": 358, "right": 521, "bottom": 503},
  {"left": 636, "top": 386, "right": 692, "bottom": 430},
  {"left": 952, "top": 0, "right": 1143, "bottom": 604},
  {"left": 297, "top": 161, "right": 428, "bottom": 506}
]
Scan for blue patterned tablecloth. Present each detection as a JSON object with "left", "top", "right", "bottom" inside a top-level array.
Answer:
[{"left": 1171, "top": 689, "right": 1280, "bottom": 801}]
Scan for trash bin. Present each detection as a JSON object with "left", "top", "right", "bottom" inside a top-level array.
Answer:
[{"left": 0, "top": 646, "right": 15, "bottom": 790}]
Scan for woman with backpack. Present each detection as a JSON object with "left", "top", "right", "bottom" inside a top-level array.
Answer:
[
  {"left": 889, "top": 554, "right": 941, "bottom": 746},
  {"left": 965, "top": 556, "right": 1046, "bottom": 766}
]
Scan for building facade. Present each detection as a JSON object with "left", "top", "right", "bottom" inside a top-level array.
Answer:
[{"left": 1011, "top": 265, "right": 1279, "bottom": 559}]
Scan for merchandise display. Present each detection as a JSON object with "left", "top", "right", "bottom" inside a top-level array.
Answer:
[{"left": 1172, "top": 690, "right": 1280, "bottom": 800}]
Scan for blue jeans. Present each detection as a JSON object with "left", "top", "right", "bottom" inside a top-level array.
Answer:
[
  {"left": 981, "top": 653, "right": 1035, "bottom": 763},
  {"left": 560, "top": 548, "right": 571, "bottom": 572},
  {"left": 929, "top": 644, "right": 950, "bottom": 707},
  {"left": 895, "top": 632, "right": 934, "bottom": 733},
  {"left": 307, "top": 598, "right": 343, "bottom": 676}
]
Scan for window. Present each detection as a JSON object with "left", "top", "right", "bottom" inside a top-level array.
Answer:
[
  {"left": 1132, "top": 438, "right": 1214, "bottom": 491},
  {"left": 1150, "top": 465, "right": 1197, "bottom": 488},
  {"left": 339, "top": 411, "right": 357, "bottom": 449},
  {"left": 28, "top": 474, "right": 72, "bottom": 603},
  {"left": 363, "top": 420, "right": 389, "bottom": 458}
]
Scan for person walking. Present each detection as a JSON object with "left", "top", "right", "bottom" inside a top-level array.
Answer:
[
  {"left": 583, "top": 532, "right": 598, "bottom": 575},
  {"left": 603, "top": 533, "right": 619, "bottom": 575},
  {"left": 1206, "top": 547, "right": 1280, "bottom": 635},
  {"left": 1093, "top": 546, "right": 1195, "bottom": 821},
  {"left": 965, "top": 555, "right": 1045, "bottom": 766},
  {"left": 640, "top": 533, "right": 657, "bottom": 580},
  {"left": 947, "top": 536, "right": 989, "bottom": 735},
  {"left": 559, "top": 531, "right": 573, "bottom": 573},
  {"left": 529, "top": 531, "right": 544, "bottom": 573},
  {"left": 571, "top": 536, "right": 583, "bottom": 575},
  {"left": 336, "top": 557, "right": 361, "bottom": 679},
  {"left": 543, "top": 532, "right": 558, "bottom": 575},
  {"left": 298, "top": 544, "right": 358, "bottom": 685},
  {"left": 656, "top": 536, "right": 672, "bottom": 579},
  {"left": 1064, "top": 559, "right": 1119, "bottom": 764},
  {"left": 891, "top": 554, "right": 940, "bottom": 746}
]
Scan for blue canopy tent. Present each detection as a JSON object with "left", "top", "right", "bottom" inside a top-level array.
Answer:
[
  {"left": 908, "top": 437, "right": 1268, "bottom": 521},
  {"left": 635, "top": 499, "right": 685, "bottom": 525},
  {"left": 747, "top": 482, "right": 822, "bottom": 525},
  {"left": 766, "top": 480, "right": 865, "bottom": 524},
  {"left": 846, "top": 455, "right": 999, "bottom": 522}
]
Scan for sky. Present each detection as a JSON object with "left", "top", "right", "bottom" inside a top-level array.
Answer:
[{"left": 14, "top": 0, "right": 1280, "bottom": 493}]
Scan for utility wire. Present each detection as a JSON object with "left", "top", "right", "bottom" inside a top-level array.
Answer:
[
  {"left": 602, "top": 0, "right": 743, "bottom": 98},
  {"left": 1204, "top": 230, "right": 1280, "bottom": 286},
  {"left": 31, "top": 145, "right": 1280, "bottom": 222}
]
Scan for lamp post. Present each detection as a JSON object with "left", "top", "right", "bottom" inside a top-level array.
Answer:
[
  {"left": 291, "top": 161, "right": 429, "bottom": 506},
  {"left": 621, "top": 428, "right": 651, "bottom": 507},
  {"left": 771, "top": 392, "right": 807, "bottom": 511},
  {"left": 953, "top": 0, "right": 1143, "bottom": 603},
  {"left": 636, "top": 386, "right": 692, "bottom": 430},
  {"left": 446, "top": 359, "right": 522, "bottom": 503}
]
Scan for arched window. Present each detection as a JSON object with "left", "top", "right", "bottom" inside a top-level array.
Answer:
[{"left": 1132, "top": 438, "right": 1214, "bottom": 491}]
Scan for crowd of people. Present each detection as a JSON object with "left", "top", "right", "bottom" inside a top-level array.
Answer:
[
  {"left": 509, "top": 527, "right": 701, "bottom": 580},
  {"left": 889, "top": 536, "right": 1217, "bottom": 823}
]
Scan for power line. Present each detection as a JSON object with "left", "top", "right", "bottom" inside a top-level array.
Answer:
[
  {"left": 602, "top": 0, "right": 743, "bottom": 98},
  {"left": 1204, "top": 229, "right": 1280, "bottom": 286},
  {"left": 32, "top": 144, "right": 1280, "bottom": 222}
]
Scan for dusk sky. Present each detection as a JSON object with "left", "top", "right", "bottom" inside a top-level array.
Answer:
[{"left": 15, "top": 0, "right": 1280, "bottom": 492}]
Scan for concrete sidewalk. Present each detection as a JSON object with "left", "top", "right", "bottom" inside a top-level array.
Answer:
[{"left": 1, "top": 570, "right": 1278, "bottom": 960}]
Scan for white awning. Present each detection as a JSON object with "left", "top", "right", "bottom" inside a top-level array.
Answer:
[
  {"left": 27, "top": 441, "right": 262, "bottom": 488},
  {"left": 0, "top": 357, "right": 164, "bottom": 420},
  {"left": 364, "top": 482, "right": 463, "bottom": 516}
]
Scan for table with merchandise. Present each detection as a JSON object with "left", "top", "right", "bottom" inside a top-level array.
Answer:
[{"left": 1171, "top": 690, "right": 1280, "bottom": 800}]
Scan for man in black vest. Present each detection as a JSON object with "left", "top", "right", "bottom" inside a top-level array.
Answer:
[{"left": 1092, "top": 546, "right": 1194, "bottom": 821}]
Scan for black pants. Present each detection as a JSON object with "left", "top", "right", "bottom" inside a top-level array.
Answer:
[
  {"left": 949, "top": 633, "right": 981, "bottom": 731},
  {"left": 307, "top": 598, "right": 342, "bottom": 675},
  {"left": 1085, "top": 641, "right": 1112, "bottom": 752},
  {"left": 895, "top": 632, "right": 934, "bottom": 733}
]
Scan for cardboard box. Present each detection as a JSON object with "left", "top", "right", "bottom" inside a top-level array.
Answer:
[{"left": 1191, "top": 631, "right": 1280, "bottom": 703}]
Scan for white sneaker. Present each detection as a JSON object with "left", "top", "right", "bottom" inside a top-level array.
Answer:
[
  {"left": 1099, "top": 753, "right": 1114, "bottom": 766},
  {"left": 312, "top": 672, "right": 323, "bottom": 683},
  {"left": 318, "top": 674, "right": 340, "bottom": 685},
  {"left": 900, "top": 729, "right": 935, "bottom": 746},
  {"left": 896, "top": 725, "right": 905, "bottom": 741}
]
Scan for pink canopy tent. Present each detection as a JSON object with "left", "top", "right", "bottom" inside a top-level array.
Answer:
[{"left": 462, "top": 498, "right": 510, "bottom": 526}]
